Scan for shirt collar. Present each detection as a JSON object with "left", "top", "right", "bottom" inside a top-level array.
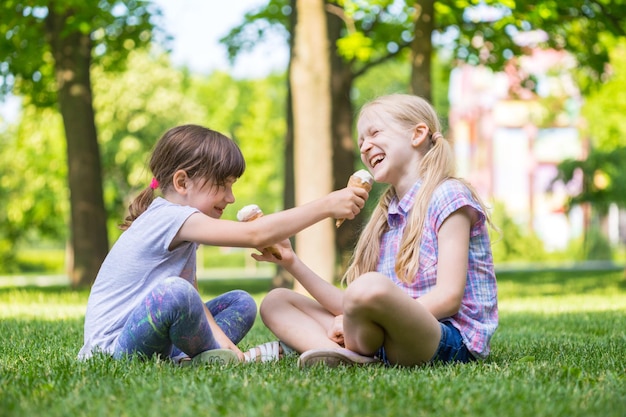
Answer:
[{"left": 387, "top": 180, "right": 421, "bottom": 225}]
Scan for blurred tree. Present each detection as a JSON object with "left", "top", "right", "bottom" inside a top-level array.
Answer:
[
  {"left": 291, "top": 0, "right": 335, "bottom": 287},
  {"left": 223, "top": 0, "right": 626, "bottom": 276},
  {"left": 553, "top": 148, "right": 626, "bottom": 260},
  {"left": 552, "top": 40, "right": 626, "bottom": 261},
  {"left": 0, "top": 106, "right": 67, "bottom": 272},
  {"left": 473, "top": 0, "right": 626, "bottom": 93},
  {"left": 555, "top": 148, "right": 626, "bottom": 215},
  {"left": 219, "top": 74, "right": 287, "bottom": 217},
  {"left": 488, "top": 202, "right": 547, "bottom": 263},
  {"left": 0, "top": 50, "right": 287, "bottom": 273},
  {"left": 581, "top": 41, "right": 626, "bottom": 151},
  {"left": 0, "top": 0, "right": 161, "bottom": 288}
]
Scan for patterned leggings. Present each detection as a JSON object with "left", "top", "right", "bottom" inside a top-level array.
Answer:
[{"left": 113, "top": 277, "right": 257, "bottom": 360}]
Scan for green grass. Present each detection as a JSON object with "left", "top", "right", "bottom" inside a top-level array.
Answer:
[
  {"left": 14, "top": 248, "right": 66, "bottom": 274},
  {"left": 1, "top": 270, "right": 625, "bottom": 417}
]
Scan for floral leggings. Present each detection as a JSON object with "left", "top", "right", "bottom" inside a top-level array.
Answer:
[{"left": 113, "top": 277, "right": 257, "bottom": 360}]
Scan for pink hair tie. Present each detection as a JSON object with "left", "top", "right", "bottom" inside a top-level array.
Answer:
[
  {"left": 431, "top": 132, "right": 443, "bottom": 142},
  {"left": 149, "top": 177, "right": 159, "bottom": 190}
]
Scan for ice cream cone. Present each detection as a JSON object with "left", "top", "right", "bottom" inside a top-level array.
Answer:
[
  {"left": 237, "top": 204, "right": 283, "bottom": 260},
  {"left": 336, "top": 169, "right": 374, "bottom": 228}
]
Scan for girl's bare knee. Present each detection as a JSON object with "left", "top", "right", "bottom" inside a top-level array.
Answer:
[
  {"left": 259, "top": 288, "right": 294, "bottom": 321},
  {"left": 344, "top": 272, "right": 391, "bottom": 314}
]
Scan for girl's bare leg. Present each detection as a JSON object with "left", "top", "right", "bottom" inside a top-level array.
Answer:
[
  {"left": 260, "top": 288, "right": 341, "bottom": 353},
  {"left": 342, "top": 272, "right": 441, "bottom": 366}
]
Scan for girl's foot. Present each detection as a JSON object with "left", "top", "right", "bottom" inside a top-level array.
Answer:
[
  {"left": 297, "top": 348, "right": 380, "bottom": 368},
  {"left": 180, "top": 349, "right": 239, "bottom": 367}
]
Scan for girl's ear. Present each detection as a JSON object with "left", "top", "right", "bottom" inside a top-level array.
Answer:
[
  {"left": 411, "top": 123, "right": 430, "bottom": 148},
  {"left": 172, "top": 169, "right": 189, "bottom": 194}
]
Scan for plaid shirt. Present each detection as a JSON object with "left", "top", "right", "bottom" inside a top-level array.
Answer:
[{"left": 378, "top": 179, "right": 498, "bottom": 358}]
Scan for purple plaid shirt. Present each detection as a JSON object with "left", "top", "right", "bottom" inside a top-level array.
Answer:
[{"left": 378, "top": 179, "right": 498, "bottom": 358}]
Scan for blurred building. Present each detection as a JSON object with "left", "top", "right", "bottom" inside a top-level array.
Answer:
[{"left": 448, "top": 49, "right": 589, "bottom": 251}]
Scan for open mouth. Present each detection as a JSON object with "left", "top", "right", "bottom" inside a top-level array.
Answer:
[{"left": 370, "top": 154, "right": 385, "bottom": 168}]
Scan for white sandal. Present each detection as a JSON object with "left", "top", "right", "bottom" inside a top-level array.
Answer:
[{"left": 244, "top": 341, "right": 295, "bottom": 363}]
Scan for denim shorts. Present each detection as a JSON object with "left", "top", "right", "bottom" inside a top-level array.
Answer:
[
  {"left": 430, "top": 321, "right": 475, "bottom": 364},
  {"left": 376, "top": 321, "right": 475, "bottom": 365}
]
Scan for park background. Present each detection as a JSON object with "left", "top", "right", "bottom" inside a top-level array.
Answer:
[{"left": 1, "top": 1, "right": 625, "bottom": 416}]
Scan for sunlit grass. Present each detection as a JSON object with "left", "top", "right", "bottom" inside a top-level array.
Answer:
[
  {"left": 0, "top": 286, "right": 89, "bottom": 320},
  {"left": 497, "top": 268, "right": 626, "bottom": 313},
  {"left": 1, "top": 269, "right": 625, "bottom": 417}
]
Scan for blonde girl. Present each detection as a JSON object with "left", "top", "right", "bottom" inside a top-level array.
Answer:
[{"left": 258, "top": 94, "right": 498, "bottom": 367}]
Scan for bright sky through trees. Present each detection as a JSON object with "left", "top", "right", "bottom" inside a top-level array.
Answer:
[
  {"left": 153, "top": 0, "right": 288, "bottom": 77},
  {"left": 0, "top": 0, "right": 289, "bottom": 125}
]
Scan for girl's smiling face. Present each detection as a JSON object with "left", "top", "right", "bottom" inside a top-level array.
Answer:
[
  {"left": 357, "top": 107, "right": 421, "bottom": 194},
  {"left": 186, "top": 176, "right": 237, "bottom": 219}
]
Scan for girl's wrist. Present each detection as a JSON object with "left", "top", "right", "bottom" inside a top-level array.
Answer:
[
  {"left": 318, "top": 194, "right": 334, "bottom": 217},
  {"left": 284, "top": 255, "right": 302, "bottom": 274}
]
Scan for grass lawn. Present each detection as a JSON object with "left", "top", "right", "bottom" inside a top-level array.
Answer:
[{"left": 0, "top": 269, "right": 625, "bottom": 417}]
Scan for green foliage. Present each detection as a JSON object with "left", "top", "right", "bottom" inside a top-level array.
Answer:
[
  {"left": 353, "top": 59, "right": 410, "bottom": 105},
  {"left": 15, "top": 248, "right": 65, "bottom": 273},
  {"left": 551, "top": 41, "right": 626, "bottom": 239},
  {"left": 1, "top": 270, "right": 625, "bottom": 417},
  {"left": 352, "top": 51, "right": 451, "bottom": 118},
  {"left": 489, "top": 200, "right": 621, "bottom": 263},
  {"left": 0, "top": 106, "right": 67, "bottom": 273},
  {"left": 582, "top": 41, "right": 626, "bottom": 150},
  {"left": 223, "top": 0, "right": 626, "bottom": 99},
  {"left": 0, "top": 50, "right": 287, "bottom": 271},
  {"left": 336, "top": 0, "right": 414, "bottom": 66},
  {"left": 558, "top": 39, "right": 626, "bottom": 218},
  {"left": 186, "top": 72, "right": 287, "bottom": 218},
  {"left": 222, "top": 0, "right": 418, "bottom": 78},
  {"left": 490, "top": 201, "right": 549, "bottom": 263},
  {"left": 555, "top": 147, "right": 626, "bottom": 214},
  {"left": 446, "top": 1, "right": 624, "bottom": 88},
  {"left": 0, "top": 0, "right": 161, "bottom": 106},
  {"left": 582, "top": 225, "right": 614, "bottom": 261},
  {"left": 220, "top": 0, "right": 290, "bottom": 64},
  {"left": 198, "top": 246, "right": 255, "bottom": 270}
]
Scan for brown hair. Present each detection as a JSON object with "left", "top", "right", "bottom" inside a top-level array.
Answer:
[
  {"left": 120, "top": 124, "right": 245, "bottom": 230},
  {"left": 343, "top": 94, "right": 491, "bottom": 285}
]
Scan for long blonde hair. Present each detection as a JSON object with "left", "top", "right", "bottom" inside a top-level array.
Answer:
[{"left": 343, "top": 94, "right": 491, "bottom": 285}]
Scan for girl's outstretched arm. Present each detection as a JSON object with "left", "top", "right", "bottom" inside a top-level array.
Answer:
[{"left": 174, "top": 187, "right": 368, "bottom": 249}]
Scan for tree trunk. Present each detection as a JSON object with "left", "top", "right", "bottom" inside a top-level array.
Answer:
[
  {"left": 273, "top": 0, "right": 298, "bottom": 289},
  {"left": 410, "top": 0, "right": 435, "bottom": 101},
  {"left": 291, "top": 0, "right": 334, "bottom": 290},
  {"left": 45, "top": 10, "right": 109, "bottom": 289},
  {"left": 327, "top": 10, "right": 362, "bottom": 273}
]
